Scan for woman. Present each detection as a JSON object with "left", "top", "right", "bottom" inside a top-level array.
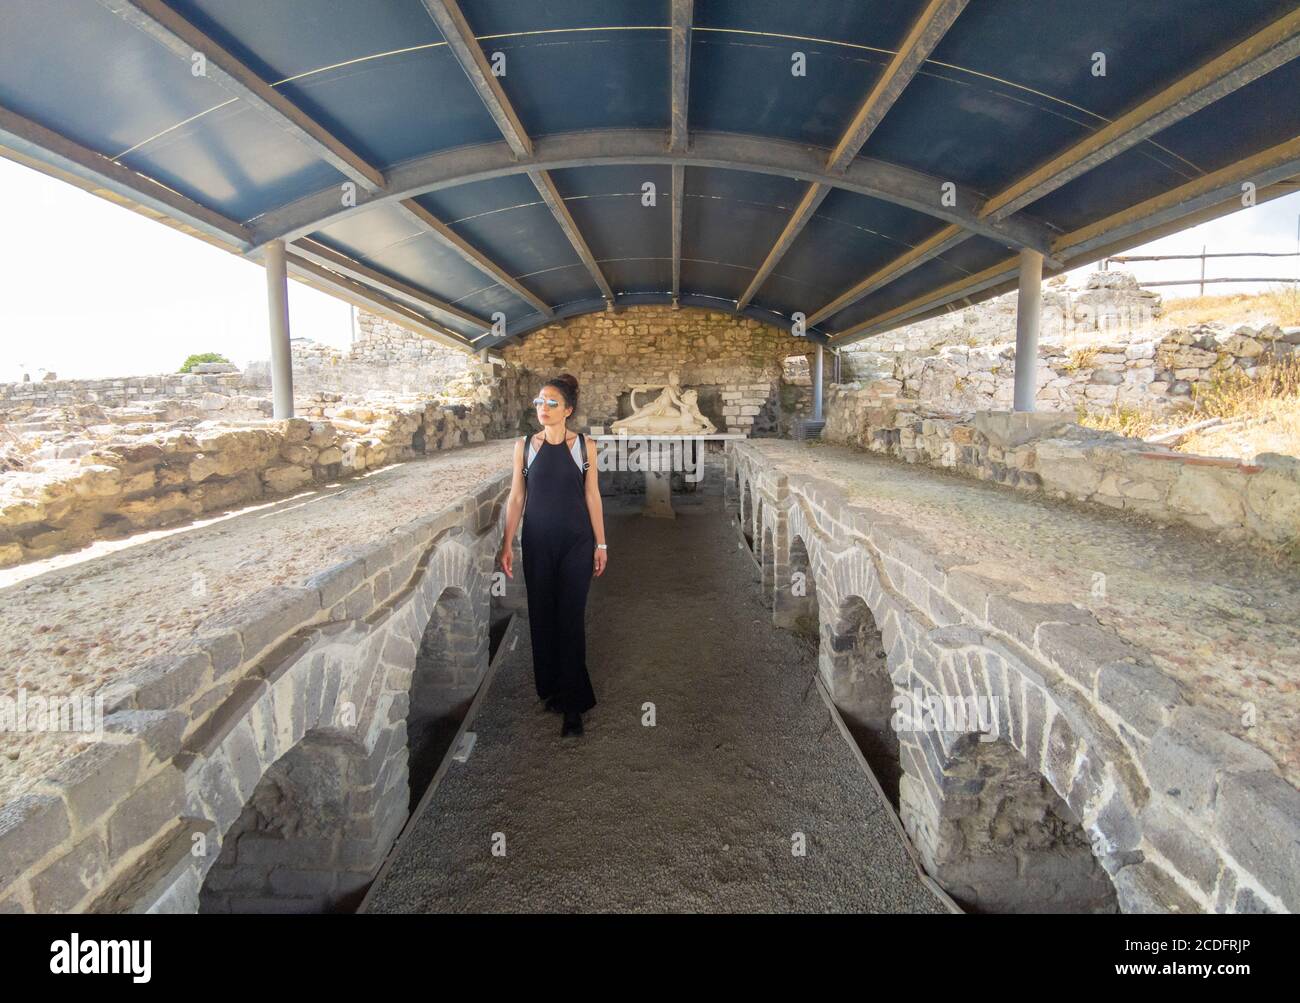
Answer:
[{"left": 499, "top": 374, "right": 607, "bottom": 737}]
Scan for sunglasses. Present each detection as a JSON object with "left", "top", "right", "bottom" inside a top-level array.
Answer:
[{"left": 532, "top": 397, "right": 562, "bottom": 409}]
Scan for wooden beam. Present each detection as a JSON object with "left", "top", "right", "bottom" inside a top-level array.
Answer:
[
  {"left": 670, "top": 0, "right": 694, "bottom": 154},
  {"left": 395, "top": 199, "right": 553, "bottom": 317},
  {"left": 528, "top": 170, "right": 614, "bottom": 302},
  {"left": 981, "top": 7, "right": 1300, "bottom": 220},
  {"left": 283, "top": 253, "right": 474, "bottom": 353},
  {"left": 290, "top": 239, "right": 491, "bottom": 332},
  {"left": 807, "top": 224, "right": 968, "bottom": 326},
  {"left": 420, "top": 0, "right": 532, "bottom": 158},
  {"left": 826, "top": 0, "right": 969, "bottom": 173},
  {"left": 97, "top": 0, "right": 385, "bottom": 191},
  {"left": 737, "top": 0, "right": 968, "bottom": 311},
  {"left": 735, "top": 183, "right": 831, "bottom": 311},
  {"left": 671, "top": 163, "right": 685, "bottom": 303}
]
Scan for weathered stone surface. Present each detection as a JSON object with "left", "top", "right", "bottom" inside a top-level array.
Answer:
[
  {"left": 0, "top": 794, "right": 70, "bottom": 888},
  {"left": 1215, "top": 770, "right": 1300, "bottom": 911},
  {"left": 1145, "top": 707, "right": 1277, "bottom": 817}
]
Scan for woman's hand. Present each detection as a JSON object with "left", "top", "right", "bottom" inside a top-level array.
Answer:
[
  {"left": 499, "top": 543, "right": 513, "bottom": 579},
  {"left": 593, "top": 546, "right": 607, "bottom": 577}
]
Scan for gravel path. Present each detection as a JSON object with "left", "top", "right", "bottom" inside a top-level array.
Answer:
[
  {"left": 364, "top": 473, "right": 945, "bottom": 913},
  {"left": 748, "top": 439, "right": 1300, "bottom": 788}
]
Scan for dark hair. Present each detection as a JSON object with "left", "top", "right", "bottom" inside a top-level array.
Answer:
[{"left": 544, "top": 373, "right": 579, "bottom": 415}]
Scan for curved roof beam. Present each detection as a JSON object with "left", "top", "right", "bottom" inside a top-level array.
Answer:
[
  {"left": 735, "top": 0, "right": 969, "bottom": 312},
  {"left": 0, "top": 103, "right": 253, "bottom": 251},
  {"left": 248, "top": 130, "right": 1058, "bottom": 257},
  {"left": 97, "top": 0, "right": 386, "bottom": 192}
]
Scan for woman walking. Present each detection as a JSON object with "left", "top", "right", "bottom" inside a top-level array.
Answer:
[{"left": 499, "top": 374, "right": 607, "bottom": 737}]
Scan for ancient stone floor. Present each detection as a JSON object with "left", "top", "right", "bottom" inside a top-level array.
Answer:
[
  {"left": 746, "top": 440, "right": 1300, "bottom": 788},
  {"left": 363, "top": 487, "right": 946, "bottom": 913}
]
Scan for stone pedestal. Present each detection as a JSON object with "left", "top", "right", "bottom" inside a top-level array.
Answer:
[{"left": 643, "top": 469, "right": 675, "bottom": 519}]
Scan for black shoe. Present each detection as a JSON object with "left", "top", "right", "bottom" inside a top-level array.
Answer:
[
  {"left": 561, "top": 711, "right": 583, "bottom": 737},
  {"left": 543, "top": 695, "right": 563, "bottom": 713}
]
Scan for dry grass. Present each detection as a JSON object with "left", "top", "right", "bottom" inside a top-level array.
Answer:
[
  {"left": 1077, "top": 355, "right": 1300, "bottom": 460},
  {"left": 1059, "top": 346, "right": 1099, "bottom": 373},
  {"left": 1076, "top": 401, "right": 1175, "bottom": 440},
  {"left": 1159, "top": 284, "right": 1300, "bottom": 328}
]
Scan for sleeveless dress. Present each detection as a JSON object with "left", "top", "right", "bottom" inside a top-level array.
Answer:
[{"left": 521, "top": 431, "right": 598, "bottom": 714}]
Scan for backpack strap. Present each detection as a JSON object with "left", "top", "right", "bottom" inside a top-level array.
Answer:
[
  {"left": 577, "top": 431, "right": 590, "bottom": 472},
  {"left": 521, "top": 433, "right": 531, "bottom": 478}
]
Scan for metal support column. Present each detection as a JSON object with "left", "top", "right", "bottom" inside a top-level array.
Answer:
[
  {"left": 264, "top": 239, "right": 294, "bottom": 419},
  {"left": 1013, "top": 248, "right": 1043, "bottom": 413},
  {"left": 813, "top": 344, "right": 824, "bottom": 421}
]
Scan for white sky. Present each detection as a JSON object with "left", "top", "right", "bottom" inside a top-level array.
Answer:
[{"left": 0, "top": 156, "right": 1297, "bottom": 383}]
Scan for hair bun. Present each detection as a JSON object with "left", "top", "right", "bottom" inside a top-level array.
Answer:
[{"left": 546, "top": 373, "right": 580, "bottom": 412}]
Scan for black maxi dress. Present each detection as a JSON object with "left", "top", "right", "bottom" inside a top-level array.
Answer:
[{"left": 521, "top": 431, "right": 598, "bottom": 715}]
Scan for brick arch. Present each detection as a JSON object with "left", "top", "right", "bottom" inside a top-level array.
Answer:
[
  {"left": 187, "top": 526, "right": 494, "bottom": 914},
  {"left": 893, "top": 630, "right": 1140, "bottom": 913},
  {"left": 802, "top": 528, "right": 1139, "bottom": 912},
  {"left": 920, "top": 732, "right": 1119, "bottom": 913},
  {"left": 188, "top": 624, "right": 408, "bottom": 914}
]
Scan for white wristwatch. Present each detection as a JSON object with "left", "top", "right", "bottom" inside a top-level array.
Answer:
[{"left": 596, "top": 544, "right": 607, "bottom": 550}]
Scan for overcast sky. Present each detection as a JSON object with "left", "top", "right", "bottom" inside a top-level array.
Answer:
[{"left": 0, "top": 156, "right": 1297, "bottom": 382}]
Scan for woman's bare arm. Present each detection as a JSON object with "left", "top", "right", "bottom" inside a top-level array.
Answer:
[
  {"left": 499, "top": 438, "right": 527, "bottom": 576},
  {"left": 585, "top": 438, "right": 606, "bottom": 571}
]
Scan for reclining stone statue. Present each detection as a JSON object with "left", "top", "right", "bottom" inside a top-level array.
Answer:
[{"left": 611, "top": 372, "right": 716, "bottom": 434}]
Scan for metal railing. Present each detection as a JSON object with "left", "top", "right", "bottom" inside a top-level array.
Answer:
[{"left": 1103, "top": 248, "right": 1300, "bottom": 295}]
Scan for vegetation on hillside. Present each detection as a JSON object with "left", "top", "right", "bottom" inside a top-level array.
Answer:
[{"left": 178, "top": 352, "right": 230, "bottom": 373}]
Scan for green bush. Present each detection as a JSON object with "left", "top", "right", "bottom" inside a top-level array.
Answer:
[{"left": 178, "top": 352, "right": 230, "bottom": 373}]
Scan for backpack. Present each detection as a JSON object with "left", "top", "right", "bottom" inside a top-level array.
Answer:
[{"left": 522, "top": 431, "right": 589, "bottom": 481}]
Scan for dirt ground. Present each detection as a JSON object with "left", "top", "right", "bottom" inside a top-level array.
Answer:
[
  {"left": 364, "top": 478, "right": 945, "bottom": 913},
  {"left": 752, "top": 439, "right": 1300, "bottom": 788},
  {"left": 0, "top": 440, "right": 515, "bottom": 803}
]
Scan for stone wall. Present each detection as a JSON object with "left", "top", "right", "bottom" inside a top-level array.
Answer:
[
  {"left": 883, "top": 322, "right": 1300, "bottom": 415},
  {"left": 500, "top": 305, "right": 818, "bottom": 437},
  {"left": 822, "top": 387, "right": 1300, "bottom": 549},
  {"left": 729, "top": 441, "right": 1300, "bottom": 913},
  {"left": 0, "top": 360, "right": 532, "bottom": 569},
  {"left": 283, "top": 313, "right": 474, "bottom": 397},
  {"left": 840, "top": 271, "right": 1163, "bottom": 375},
  {"left": 0, "top": 370, "right": 267, "bottom": 415},
  {"left": 0, "top": 468, "right": 511, "bottom": 912}
]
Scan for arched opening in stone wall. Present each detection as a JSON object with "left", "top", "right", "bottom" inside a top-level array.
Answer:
[
  {"left": 825, "top": 594, "right": 900, "bottom": 806},
  {"left": 781, "top": 535, "right": 819, "bottom": 647},
  {"left": 929, "top": 735, "right": 1119, "bottom": 914},
  {"left": 740, "top": 481, "right": 754, "bottom": 552},
  {"left": 198, "top": 730, "right": 403, "bottom": 914},
  {"left": 409, "top": 586, "right": 481, "bottom": 813},
  {"left": 761, "top": 526, "right": 774, "bottom": 608}
]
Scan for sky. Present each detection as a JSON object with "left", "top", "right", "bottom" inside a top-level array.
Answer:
[{"left": 0, "top": 156, "right": 1297, "bottom": 383}]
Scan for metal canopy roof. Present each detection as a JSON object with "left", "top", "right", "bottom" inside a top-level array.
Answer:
[{"left": 2, "top": 0, "right": 1299, "bottom": 354}]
